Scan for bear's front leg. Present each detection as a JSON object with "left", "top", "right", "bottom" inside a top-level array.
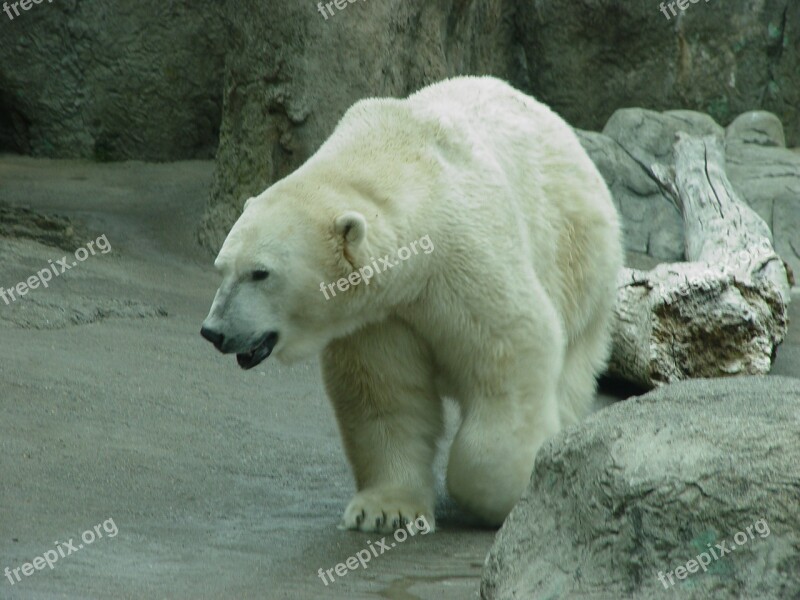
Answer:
[{"left": 321, "top": 318, "right": 443, "bottom": 534}]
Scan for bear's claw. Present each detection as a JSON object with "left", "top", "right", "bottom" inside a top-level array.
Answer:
[{"left": 341, "top": 488, "right": 435, "bottom": 534}]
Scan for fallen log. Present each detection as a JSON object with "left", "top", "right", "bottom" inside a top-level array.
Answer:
[{"left": 608, "top": 133, "right": 791, "bottom": 388}]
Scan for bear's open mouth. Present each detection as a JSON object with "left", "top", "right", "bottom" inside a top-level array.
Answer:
[{"left": 236, "top": 332, "right": 279, "bottom": 370}]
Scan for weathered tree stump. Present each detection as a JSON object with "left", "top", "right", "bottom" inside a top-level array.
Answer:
[{"left": 609, "top": 133, "right": 791, "bottom": 388}]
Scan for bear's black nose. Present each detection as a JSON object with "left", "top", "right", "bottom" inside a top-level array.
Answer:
[{"left": 200, "top": 326, "right": 224, "bottom": 350}]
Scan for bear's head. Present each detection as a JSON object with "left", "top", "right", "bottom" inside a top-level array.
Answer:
[{"left": 200, "top": 187, "right": 376, "bottom": 369}]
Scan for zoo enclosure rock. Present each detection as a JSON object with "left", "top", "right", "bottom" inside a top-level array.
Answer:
[
  {"left": 522, "top": 0, "right": 799, "bottom": 147},
  {"left": 0, "top": 0, "right": 226, "bottom": 161},
  {"left": 481, "top": 376, "right": 800, "bottom": 600},
  {"left": 196, "top": 0, "right": 519, "bottom": 251},
  {"left": 576, "top": 109, "right": 800, "bottom": 276}
]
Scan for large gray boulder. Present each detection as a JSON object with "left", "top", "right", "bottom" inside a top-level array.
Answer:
[
  {"left": 725, "top": 112, "right": 800, "bottom": 282},
  {"left": 577, "top": 109, "right": 800, "bottom": 276},
  {"left": 482, "top": 376, "right": 800, "bottom": 600},
  {"left": 577, "top": 110, "right": 725, "bottom": 261}
]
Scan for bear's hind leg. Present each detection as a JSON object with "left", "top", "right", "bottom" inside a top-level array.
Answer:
[
  {"left": 446, "top": 322, "right": 565, "bottom": 526},
  {"left": 558, "top": 307, "right": 615, "bottom": 426},
  {"left": 322, "top": 317, "right": 443, "bottom": 533}
]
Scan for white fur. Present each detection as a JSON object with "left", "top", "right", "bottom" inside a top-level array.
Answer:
[{"left": 204, "top": 76, "right": 622, "bottom": 532}]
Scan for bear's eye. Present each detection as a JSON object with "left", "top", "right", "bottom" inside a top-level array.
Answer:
[{"left": 251, "top": 270, "right": 270, "bottom": 282}]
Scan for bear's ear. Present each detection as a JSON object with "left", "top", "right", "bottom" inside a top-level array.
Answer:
[{"left": 334, "top": 211, "right": 367, "bottom": 248}]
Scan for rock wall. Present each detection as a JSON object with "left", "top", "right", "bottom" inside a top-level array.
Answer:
[
  {"left": 0, "top": 0, "right": 226, "bottom": 160},
  {"left": 520, "top": 0, "right": 799, "bottom": 147},
  {"left": 196, "top": 0, "right": 519, "bottom": 251}
]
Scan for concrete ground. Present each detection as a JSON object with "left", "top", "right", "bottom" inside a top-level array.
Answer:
[{"left": 0, "top": 155, "right": 796, "bottom": 600}]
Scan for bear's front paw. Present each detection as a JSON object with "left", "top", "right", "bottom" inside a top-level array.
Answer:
[{"left": 341, "top": 488, "right": 435, "bottom": 534}]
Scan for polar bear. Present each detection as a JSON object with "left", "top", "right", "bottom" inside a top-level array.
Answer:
[{"left": 201, "top": 76, "right": 622, "bottom": 533}]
